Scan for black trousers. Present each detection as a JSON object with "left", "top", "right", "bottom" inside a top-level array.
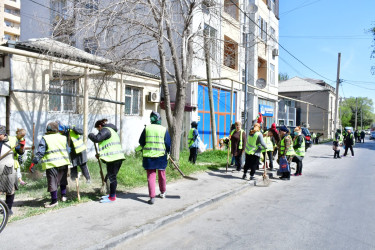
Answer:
[
  {"left": 344, "top": 146, "right": 354, "bottom": 156},
  {"left": 70, "top": 163, "right": 91, "bottom": 180},
  {"left": 292, "top": 155, "right": 304, "bottom": 175},
  {"left": 106, "top": 160, "right": 123, "bottom": 196},
  {"left": 244, "top": 154, "right": 260, "bottom": 177},
  {"left": 189, "top": 148, "right": 198, "bottom": 164},
  {"left": 262, "top": 151, "right": 274, "bottom": 170},
  {"left": 333, "top": 150, "right": 340, "bottom": 158}
]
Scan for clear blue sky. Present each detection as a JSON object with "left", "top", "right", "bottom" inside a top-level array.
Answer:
[{"left": 278, "top": 0, "right": 375, "bottom": 109}]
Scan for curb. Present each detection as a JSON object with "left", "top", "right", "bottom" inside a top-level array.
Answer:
[{"left": 87, "top": 180, "right": 255, "bottom": 249}]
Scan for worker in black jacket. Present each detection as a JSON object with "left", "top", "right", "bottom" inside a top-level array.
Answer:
[{"left": 343, "top": 129, "right": 355, "bottom": 157}]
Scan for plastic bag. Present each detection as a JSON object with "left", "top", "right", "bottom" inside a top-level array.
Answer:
[
  {"left": 279, "top": 156, "right": 290, "bottom": 173},
  {"left": 197, "top": 137, "right": 207, "bottom": 153}
]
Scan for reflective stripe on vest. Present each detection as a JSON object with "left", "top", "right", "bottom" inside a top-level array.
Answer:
[
  {"left": 143, "top": 124, "right": 166, "bottom": 158},
  {"left": 338, "top": 134, "right": 343, "bottom": 144},
  {"left": 41, "top": 134, "right": 70, "bottom": 170},
  {"left": 280, "top": 135, "right": 295, "bottom": 156},
  {"left": 188, "top": 128, "right": 196, "bottom": 147},
  {"left": 294, "top": 136, "right": 305, "bottom": 157},
  {"left": 245, "top": 131, "right": 260, "bottom": 155},
  {"left": 262, "top": 136, "right": 273, "bottom": 152},
  {"left": 231, "top": 129, "right": 244, "bottom": 149},
  {"left": 98, "top": 127, "right": 125, "bottom": 162},
  {"left": 70, "top": 129, "right": 87, "bottom": 154}
]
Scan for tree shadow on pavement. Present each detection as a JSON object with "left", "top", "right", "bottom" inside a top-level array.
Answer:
[
  {"left": 116, "top": 192, "right": 181, "bottom": 204},
  {"left": 206, "top": 167, "right": 243, "bottom": 180}
]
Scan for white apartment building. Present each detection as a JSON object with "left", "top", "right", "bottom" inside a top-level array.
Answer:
[{"left": 0, "top": 0, "right": 21, "bottom": 43}]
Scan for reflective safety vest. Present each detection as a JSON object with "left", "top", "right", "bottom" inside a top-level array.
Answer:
[
  {"left": 9, "top": 136, "right": 20, "bottom": 169},
  {"left": 231, "top": 129, "right": 244, "bottom": 149},
  {"left": 245, "top": 131, "right": 261, "bottom": 155},
  {"left": 262, "top": 136, "right": 273, "bottom": 152},
  {"left": 69, "top": 129, "right": 87, "bottom": 154},
  {"left": 188, "top": 128, "right": 197, "bottom": 147},
  {"left": 143, "top": 124, "right": 167, "bottom": 158},
  {"left": 294, "top": 135, "right": 305, "bottom": 157},
  {"left": 98, "top": 127, "right": 125, "bottom": 162},
  {"left": 41, "top": 134, "right": 70, "bottom": 170},
  {"left": 338, "top": 134, "right": 343, "bottom": 144},
  {"left": 280, "top": 135, "right": 295, "bottom": 156}
]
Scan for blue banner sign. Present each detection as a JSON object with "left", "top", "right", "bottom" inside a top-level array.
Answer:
[{"left": 259, "top": 104, "right": 274, "bottom": 117}]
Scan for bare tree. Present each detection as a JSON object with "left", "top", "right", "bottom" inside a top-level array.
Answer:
[{"left": 60, "top": 0, "right": 202, "bottom": 160}]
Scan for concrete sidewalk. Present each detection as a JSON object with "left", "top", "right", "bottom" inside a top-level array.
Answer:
[{"left": 0, "top": 167, "right": 260, "bottom": 249}]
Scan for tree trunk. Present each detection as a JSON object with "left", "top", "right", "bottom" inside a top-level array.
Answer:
[{"left": 204, "top": 34, "right": 217, "bottom": 149}]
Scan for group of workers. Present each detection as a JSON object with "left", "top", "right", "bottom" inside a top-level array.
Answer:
[
  {"left": 333, "top": 128, "right": 358, "bottom": 158},
  {"left": 0, "top": 110, "right": 170, "bottom": 215},
  {"left": 218, "top": 121, "right": 307, "bottom": 181}
]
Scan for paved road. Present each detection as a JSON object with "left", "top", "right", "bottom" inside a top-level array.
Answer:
[{"left": 121, "top": 140, "right": 375, "bottom": 250}]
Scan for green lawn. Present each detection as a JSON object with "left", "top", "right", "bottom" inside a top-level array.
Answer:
[{"left": 9, "top": 150, "right": 228, "bottom": 222}]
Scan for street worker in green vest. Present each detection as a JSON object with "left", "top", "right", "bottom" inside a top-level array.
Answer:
[
  {"left": 56, "top": 121, "right": 91, "bottom": 184},
  {"left": 278, "top": 125, "right": 295, "bottom": 180},
  {"left": 0, "top": 125, "right": 24, "bottom": 215},
  {"left": 243, "top": 123, "right": 267, "bottom": 180},
  {"left": 229, "top": 121, "right": 246, "bottom": 172},
  {"left": 261, "top": 130, "right": 275, "bottom": 171},
  {"left": 188, "top": 121, "right": 199, "bottom": 164},
  {"left": 292, "top": 126, "right": 305, "bottom": 176},
  {"left": 138, "top": 111, "right": 171, "bottom": 205},
  {"left": 342, "top": 129, "right": 355, "bottom": 157},
  {"left": 89, "top": 119, "right": 125, "bottom": 203},
  {"left": 29, "top": 122, "right": 70, "bottom": 208}
]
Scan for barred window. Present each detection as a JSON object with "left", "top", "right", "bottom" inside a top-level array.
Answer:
[
  {"left": 125, "top": 86, "right": 141, "bottom": 115},
  {"left": 49, "top": 79, "right": 76, "bottom": 112}
]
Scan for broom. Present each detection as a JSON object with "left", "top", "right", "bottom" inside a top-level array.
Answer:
[
  {"left": 94, "top": 143, "right": 107, "bottom": 195},
  {"left": 260, "top": 150, "right": 271, "bottom": 186},
  {"left": 168, "top": 156, "right": 198, "bottom": 181}
]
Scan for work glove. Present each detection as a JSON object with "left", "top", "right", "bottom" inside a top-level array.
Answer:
[{"left": 29, "top": 163, "right": 35, "bottom": 173}]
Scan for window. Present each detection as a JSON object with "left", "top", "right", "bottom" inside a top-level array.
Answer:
[
  {"left": 49, "top": 79, "right": 76, "bottom": 112},
  {"left": 84, "top": 37, "right": 98, "bottom": 54},
  {"left": 288, "top": 120, "right": 294, "bottom": 126},
  {"left": 270, "top": 0, "right": 275, "bottom": 13},
  {"left": 204, "top": 24, "right": 217, "bottom": 60},
  {"left": 258, "top": 16, "right": 267, "bottom": 41},
  {"left": 224, "top": 36, "right": 238, "bottom": 70},
  {"left": 224, "top": 0, "right": 239, "bottom": 21},
  {"left": 125, "top": 86, "right": 141, "bottom": 115},
  {"left": 270, "top": 63, "right": 275, "bottom": 85},
  {"left": 278, "top": 120, "right": 285, "bottom": 125},
  {"left": 3, "top": 34, "right": 11, "bottom": 40}
]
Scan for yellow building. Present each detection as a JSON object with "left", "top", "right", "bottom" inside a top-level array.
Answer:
[{"left": 0, "top": 0, "right": 21, "bottom": 43}]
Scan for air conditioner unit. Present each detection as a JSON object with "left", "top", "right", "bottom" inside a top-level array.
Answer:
[
  {"left": 272, "top": 49, "right": 279, "bottom": 57},
  {"left": 147, "top": 91, "right": 160, "bottom": 103}
]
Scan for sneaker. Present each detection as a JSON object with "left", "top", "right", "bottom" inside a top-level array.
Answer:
[
  {"left": 101, "top": 194, "right": 116, "bottom": 199},
  {"left": 299, "top": 173, "right": 302, "bottom": 176},
  {"left": 61, "top": 196, "right": 67, "bottom": 202},
  {"left": 250, "top": 176, "right": 256, "bottom": 180},
  {"left": 100, "top": 197, "right": 116, "bottom": 203},
  {"left": 148, "top": 198, "right": 155, "bottom": 205},
  {"left": 8, "top": 209, "right": 13, "bottom": 216},
  {"left": 158, "top": 193, "right": 166, "bottom": 199},
  {"left": 86, "top": 179, "right": 91, "bottom": 184},
  {"left": 293, "top": 173, "right": 299, "bottom": 176},
  {"left": 45, "top": 201, "right": 58, "bottom": 208},
  {"left": 242, "top": 174, "right": 247, "bottom": 180},
  {"left": 351, "top": 156, "right": 354, "bottom": 158}
]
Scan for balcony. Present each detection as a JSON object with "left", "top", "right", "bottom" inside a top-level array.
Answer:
[
  {"left": 4, "top": 0, "right": 21, "bottom": 9},
  {"left": 4, "top": 26, "right": 20, "bottom": 36},
  {"left": 4, "top": 13, "right": 21, "bottom": 24}
]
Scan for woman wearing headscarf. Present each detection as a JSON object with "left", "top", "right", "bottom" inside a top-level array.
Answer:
[
  {"left": 188, "top": 121, "right": 199, "bottom": 164},
  {"left": 292, "top": 126, "right": 305, "bottom": 176},
  {"left": 139, "top": 111, "right": 171, "bottom": 205},
  {"left": 89, "top": 119, "right": 125, "bottom": 203},
  {"left": 229, "top": 121, "right": 246, "bottom": 172},
  {"left": 243, "top": 123, "right": 267, "bottom": 180},
  {"left": 277, "top": 125, "right": 295, "bottom": 180}
]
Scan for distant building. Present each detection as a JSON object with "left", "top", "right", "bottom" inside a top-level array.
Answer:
[
  {"left": 278, "top": 77, "right": 337, "bottom": 139},
  {"left": 0, "top": 0, "right": 21, "bottom": 43}
]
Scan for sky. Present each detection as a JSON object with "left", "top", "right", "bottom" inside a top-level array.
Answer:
[{"left": 278, "top": 0, "right": 375, "bottom": 108}]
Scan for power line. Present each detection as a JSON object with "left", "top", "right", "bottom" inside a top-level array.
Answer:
[
  {"left": 280, "top": 35, "right": 371, "bottom": 40},
  {"left": 341, "top": 79, "right": 375, "bottom": 84},
  {"left": 344, "top": 81, "right": 375, "bottom": 91},
  {"left": 229, "top": 0, "right": 335, "bottom": 83},
  {"left": 280, "top": 0, "right": 322, "bottom": 16}
]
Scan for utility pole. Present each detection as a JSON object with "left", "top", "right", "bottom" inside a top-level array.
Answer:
[
  {"left": 334, "top": 53, "right": 341, "bottom": 133},
  {"left": 355, "top": 97, "right": 358, "bottom": 130},
  {"left": 361, "top": 104, "right": 363, "bottom": 130},
  {"left": 204, "top": 33, "right": 217, "bottom": 149},
  {"left": 244, "top": 32, "right": 248, "bottom": 133}
]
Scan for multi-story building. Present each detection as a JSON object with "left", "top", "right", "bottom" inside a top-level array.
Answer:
[
  {"left": 0, "top": 0, "right": 21, "bottom": 44},
  {"left": 279, "top": 77, "right": 336, "bottom": 139},
  {"left": 19, "top": 0, "right": 280, "bottom": 149}
]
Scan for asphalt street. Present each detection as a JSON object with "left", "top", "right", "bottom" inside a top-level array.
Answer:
[{"left": 121, "top": 139, "right": 375, "bottom": 250}]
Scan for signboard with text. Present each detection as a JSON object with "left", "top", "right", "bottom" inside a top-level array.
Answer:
[{"left": 259, "top": 104, "right": 274, "bottom": 117}]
